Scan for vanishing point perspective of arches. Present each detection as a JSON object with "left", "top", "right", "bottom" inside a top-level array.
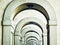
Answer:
[{"left": 2, "top": 0, "right": 57, "bottom": 45}]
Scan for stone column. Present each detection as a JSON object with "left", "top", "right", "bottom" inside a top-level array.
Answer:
[
  {"left": 3, "top": 25, "right": 13, "bottom": 45},
  {"left": 49, "top": 20, "right": 57, "bottom": 45}
]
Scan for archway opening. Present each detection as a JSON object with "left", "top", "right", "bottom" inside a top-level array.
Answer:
[{"left": 2, "top": 2, "right": 53, "bottom": 45}]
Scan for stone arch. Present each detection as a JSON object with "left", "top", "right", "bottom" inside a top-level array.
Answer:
[
  {"left": 2, "top": 0, "right": 57, "bottom": 45},
  {"left": 2, "top": 0, "right": 57, "bottom": 25},
  {"left": 14, "top": 17, "right": 46, "bottom": 45}
]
